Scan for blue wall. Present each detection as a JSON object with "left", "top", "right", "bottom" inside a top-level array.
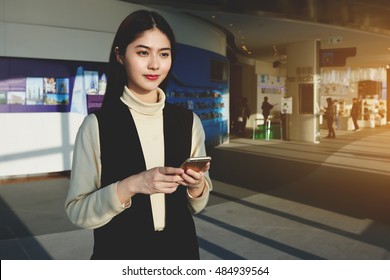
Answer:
[{"left": 167, "top": 44, "right": 229, "bottom": 147}]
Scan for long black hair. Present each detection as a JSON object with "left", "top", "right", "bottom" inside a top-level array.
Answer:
[{"left": 101, "top": 10, "right": 176, "bottom": 110}]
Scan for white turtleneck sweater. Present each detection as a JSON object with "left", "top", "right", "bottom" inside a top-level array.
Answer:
[{"left": 65, "top": 87, "right": 212, "bottom": 230}]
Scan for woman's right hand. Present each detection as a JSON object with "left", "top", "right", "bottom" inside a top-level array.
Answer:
[
  {"left": 116, "top": 167, "right": 185, "bottom": 204},
  {"left": 133, "top": 167, "right": 185, "bottom": 194}
]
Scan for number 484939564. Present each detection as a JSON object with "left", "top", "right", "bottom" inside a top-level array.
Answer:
[{"left": 214, "top": 266, "right": 269, "bottom": 276}]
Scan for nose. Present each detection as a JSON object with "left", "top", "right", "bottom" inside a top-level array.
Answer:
[{"left": 148, "top": 54, "right": 160, "bottom": 70}]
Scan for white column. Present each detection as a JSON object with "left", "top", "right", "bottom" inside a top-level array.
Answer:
[{"left": 286, "top": 40, "right": 321, "bottom": 143}]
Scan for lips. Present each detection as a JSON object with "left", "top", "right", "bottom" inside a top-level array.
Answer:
[{"left": 145, "top": 75, "right": 159, "bottom": 81}]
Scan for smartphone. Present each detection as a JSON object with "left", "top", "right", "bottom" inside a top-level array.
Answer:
[{"left": 180, "top": 156, "right": 211, "bottom": 172}]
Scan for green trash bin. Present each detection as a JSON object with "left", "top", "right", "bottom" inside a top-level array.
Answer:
[
  {"left": 255, "top": 125, "right": 266, "bottom": 139},
  {"left": 255, "top": 124, "right": 281, "bottom": 140},
  {"left": 270, "top": 124, "right": 281, "bottom": 139}
]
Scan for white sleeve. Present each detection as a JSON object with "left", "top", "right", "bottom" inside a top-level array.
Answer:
[
  {"left": 187, "top": 113, "right": 213, "bottom": 213},
  {"left": 64, "top": 114, "right": 125, "bottom": 229}
]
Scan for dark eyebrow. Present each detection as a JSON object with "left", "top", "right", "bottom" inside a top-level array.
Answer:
[
  {"left": 135, "top": 45, "right": 171, "bottom": 51},
  {"left": 135, "top": 44, "right": 150, "bottom": 50}
]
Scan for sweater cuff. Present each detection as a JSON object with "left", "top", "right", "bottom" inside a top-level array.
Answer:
[
  {"left": 110, "top": 181, "right": 131, "bottom": 212},
  {"left": 187, "top": 180, "right": 209, "bottom": 199}
]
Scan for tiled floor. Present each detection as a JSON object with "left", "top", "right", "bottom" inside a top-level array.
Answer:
[{"left": 1, "top": 127, "right": 390, "bottom": 259}]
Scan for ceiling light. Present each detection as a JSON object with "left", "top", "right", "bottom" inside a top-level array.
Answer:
[
  {"left": 241, "top": 45, "right": 248, "bottom": 52},
  {"left": 328, "top": 36, "right": 343, "bottom": 44}
]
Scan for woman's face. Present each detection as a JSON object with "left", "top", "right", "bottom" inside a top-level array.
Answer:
[{"left": 118, "top": 28, "right": 172, "bottom": 100}]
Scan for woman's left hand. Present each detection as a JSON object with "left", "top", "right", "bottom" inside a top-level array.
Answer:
[{"left": 180, "top": 162, "right": 210, "bottom": 198}]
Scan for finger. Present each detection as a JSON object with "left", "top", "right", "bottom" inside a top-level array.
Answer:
[
  {"left": 156, "top": 182, "right": 182, "bottom": 193},
  {"left": 200, "top": 162, "right": 210, "bottom": 172},
  {"left": 181, "top": 172, "right": 202, "bottom": 185},
  {"left": 153, "top": 170, "right": 184, "bottom": 185},
  {"left": 185, "top": 168, "right": 204, "bottom": 179},
  {"left": 159, "top": 166, "right": 184, "bottom": 175}
]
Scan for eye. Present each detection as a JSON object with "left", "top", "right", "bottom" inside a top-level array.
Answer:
[
  {"left": 137, "top": 50, "right": 148, "bottom": 56},
  {"left": 160, "top": 52, "right": 170, "bottom": 58}
]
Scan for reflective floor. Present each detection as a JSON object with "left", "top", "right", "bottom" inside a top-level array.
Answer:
[{"left": 1, "top": 126, "right": 390, "bottom": 259}]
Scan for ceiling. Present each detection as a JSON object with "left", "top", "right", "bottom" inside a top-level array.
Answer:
[{"left": 122, "top": 0, "right": 390, "bottom": 68}]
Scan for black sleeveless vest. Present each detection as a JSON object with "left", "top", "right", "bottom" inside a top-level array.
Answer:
[{"left": 92, "top": 101, "right": 199, "bottom": 260}]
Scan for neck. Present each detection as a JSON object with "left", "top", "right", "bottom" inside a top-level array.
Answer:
[{"left": 131, "top": 89, "right": 159, "bottom": 103}]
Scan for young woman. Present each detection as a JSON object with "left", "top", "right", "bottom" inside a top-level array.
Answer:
[{"left": 65, "top": 10, "right": 212, "bottom": 260}]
